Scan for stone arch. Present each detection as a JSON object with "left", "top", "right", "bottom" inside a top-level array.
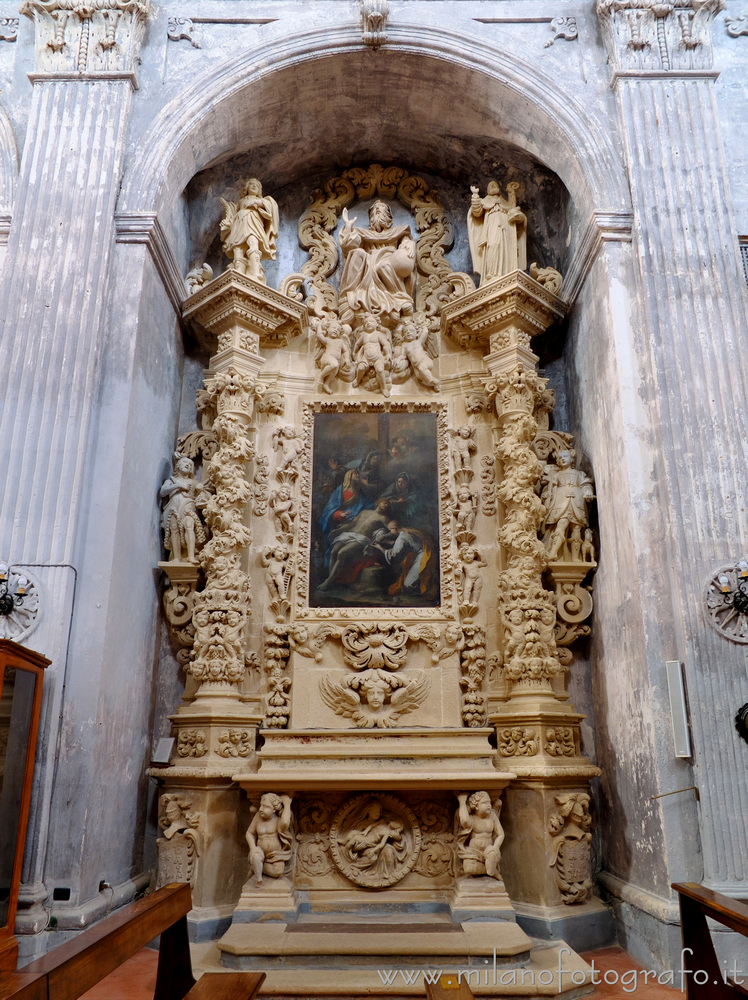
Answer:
[{"left": 119, "top": 22, "right": 631, "bottom": 234}]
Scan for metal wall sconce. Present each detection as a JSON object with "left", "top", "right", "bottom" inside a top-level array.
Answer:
[
  {"left": 735, "top": 704, "right": 748, "bottom": 746},
  {"left": 705, "top": 561, "right": 748, "bottom": 642},
  {"left": 0, "top": 563, "right": 28, "bottom": 617}
]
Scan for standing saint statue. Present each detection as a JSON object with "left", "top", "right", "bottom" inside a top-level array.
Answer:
[
  {"left": 540, "top": 449, "right": 595, "bottom": 561},
  {"left": 467, "top": 181, "right": 527, "bottom": 284},
  {"left": 220, "top": 177, "right": 279, "bottom": 283},
  {"left": 338, "top": 200, "right": 416, "bottom": 327}
]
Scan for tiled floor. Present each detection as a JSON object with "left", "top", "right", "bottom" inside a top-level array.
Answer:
[
  {"left": 580, "top": 947, "right": 678, "bottom": 998},
  {"left": 78, "top": 944, "right": 679, "bottom": 998}
]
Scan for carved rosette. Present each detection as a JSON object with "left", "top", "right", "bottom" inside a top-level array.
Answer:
[
  {"left": 596, "top": 0, "right": 724, "bottom": 74},
  {"left": 21, "top": 0, "right": 149, "bottom": 75},
  {"left": 486, "top": 368, "right": 564, "bottom": 695}
]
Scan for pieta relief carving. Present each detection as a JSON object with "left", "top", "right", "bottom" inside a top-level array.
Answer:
[
  {"left": 329, "top": 794, "right": 421, "bottom": 888},
  {"left": 310, "top": 409, "right": 441, "bottom": 608}
]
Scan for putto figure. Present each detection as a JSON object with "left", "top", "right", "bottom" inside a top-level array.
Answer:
[
  {"left": 455, "top": 790, "right": 504, "bottom": 879},
  {"left": 467, "top": 181, "right": 527, "bottom": 284},
  {"left": 220, "top": 178, "right": 279, "bottom": 283},
  {"left": 338, "top": 200, "right": 416, "bottom": 327},
  {"left": 245, "top": 792, "right": 293, "bottom": 886}
]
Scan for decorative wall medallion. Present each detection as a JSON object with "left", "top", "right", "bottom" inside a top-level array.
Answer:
[
  {"left": 329, "top": 793, "right": 421, "bottom": 887},
  {"left": 705, "top": 562, "right": 748, "bottom": 643},
  {"left": 0, "top": 565, "right": 40, "bottom": 642},
  {"left": 735, "top": 704, "right": 748, "bottom": 745}
]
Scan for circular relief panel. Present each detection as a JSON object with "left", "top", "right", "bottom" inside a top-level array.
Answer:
[
  {"left": 704, "top": 564, "right": 748, "bottom": 644},
  {"left": 329, "top": 792, "right": 422, "bottom": 888}
]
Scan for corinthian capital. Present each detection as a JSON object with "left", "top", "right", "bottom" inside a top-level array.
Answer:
[
  {"left": 21, "top": 0, "right": 149, "bottom": 75},
  {"left": 596, "top": 0, "right": 725, "bottom": 74}
]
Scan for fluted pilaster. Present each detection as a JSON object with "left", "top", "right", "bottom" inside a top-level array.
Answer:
[{"left": 599, "top": 0, "right": 748, "bottom": 887}]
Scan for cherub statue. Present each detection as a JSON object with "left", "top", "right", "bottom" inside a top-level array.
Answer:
[
  {"left": 540, "top": 449, "right": 595, "bottom": 561},
  {"left": 316, "top": 316, "right": 353, "bottom": 393},
  {"left": 319, "top": 668, "right": 430, "bottom": 729},
  {"left": 450, "top": 424, "right": 477, "bottom": 471},
  {"left": 246, "top": 792, "right": 293, "bottom": 886},
  {"left": 455, "top": 791, "right": 504, "bottom": 879},
  {"left": 273, "top": 425, "right": 303, "bottom": 472},
  {"left": 159, "top": 454, "right": 206, "bottom": 563},
  {"left": 458, "top": 544, "right": 487, "bottom": 606},
  {"left": 270, "top": 484, "right": 296, "bottom": 535},
  {"left": 401, "top": 317, "right": 439, "bottom": 390},
  {"left": 220, "top": 178, "right": 279, "bottom": 283},
  {"left": 353, "top": 313, "right": 393, "bottom": 397},
  {"left": 451, "top": 485, "right": 478, "bottom": 533},
  {"left": 261, "top": 545, "right": 294, "bottom": 601},
  {"left": 467, "top": 181, "right": 527, "bottom": 284}
]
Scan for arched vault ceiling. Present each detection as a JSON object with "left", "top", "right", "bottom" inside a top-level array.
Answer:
[{"left": 120, "top": 25, "right": 631, "bottom": 232}]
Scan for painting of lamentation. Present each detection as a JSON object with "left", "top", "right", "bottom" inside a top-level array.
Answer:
[{"left": 310, "top": 412, "right": 440, "bottom": 608}]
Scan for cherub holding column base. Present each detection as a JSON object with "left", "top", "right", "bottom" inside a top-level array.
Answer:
[
  {"left": 245, "top": 792, "right": 293, "bottom": 887},
  {"left": 456, "top": 791, "right": 504, "bottom": 879}
]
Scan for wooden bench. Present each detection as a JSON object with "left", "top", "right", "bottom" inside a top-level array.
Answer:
[
  {"left": 673, "top": 881, "right": 748, "bottom": 999},
  {"left": 1, "top": 883, "right": 264, "bottom": 1000}
]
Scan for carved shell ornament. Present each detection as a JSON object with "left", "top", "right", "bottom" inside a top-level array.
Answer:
[{"left": 705, "top": 562, "right": 748, "bottom": 643}]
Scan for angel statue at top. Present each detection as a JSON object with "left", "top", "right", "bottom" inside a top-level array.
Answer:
[{"left": 220, "top": 178, "right": 279, "bottom": 283}]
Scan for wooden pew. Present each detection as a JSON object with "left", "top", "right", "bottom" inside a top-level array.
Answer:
[
  {"left": 673, "top": 881, "right": 748, "bottom": 999},
  {"left": 2, "top": 883, "right": 264, "bottom": 1000}
]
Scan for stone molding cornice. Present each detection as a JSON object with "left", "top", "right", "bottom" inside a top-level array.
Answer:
[
  {"left": 28, "top": 70, "right": 138, "bottom": 88},
  {"left": 561, "top": 211, "right": 634, "bottom": 304},
  {"left": 610, "top": 67, "right": 720, "bottom": 84},
  {"left": 115, "top": 211, "right": 187, "bottom": 314},
  {"left": 597, "top": 870, "right": 680, "bottom": 923}
]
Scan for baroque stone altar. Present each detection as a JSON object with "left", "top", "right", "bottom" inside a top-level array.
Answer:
[{"left": 151, "top": 163, "right": 608, "bottom": 981}]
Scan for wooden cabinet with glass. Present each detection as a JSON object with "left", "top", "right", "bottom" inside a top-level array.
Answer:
[{"left": 0, "top": 639, "right": 49, "bottom": 972}]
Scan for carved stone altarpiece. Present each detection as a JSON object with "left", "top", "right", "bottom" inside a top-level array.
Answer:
[{"left": 151, "top": 164, "right": 604, "bottom": 962}]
